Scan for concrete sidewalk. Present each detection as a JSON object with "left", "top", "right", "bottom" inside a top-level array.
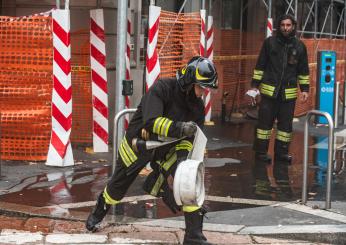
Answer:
[{"left": 0, "top": 215, "right": 334, "bottom": 244}]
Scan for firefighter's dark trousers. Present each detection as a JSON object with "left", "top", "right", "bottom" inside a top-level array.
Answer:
[{"left": 253, "top": 96, "right": 296, "bottom": 157}]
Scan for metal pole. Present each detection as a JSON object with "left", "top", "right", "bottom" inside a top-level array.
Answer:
[
  {"left": 115, "top": 0, "right": 128, "bottom": 150},
  {"left": 330, "top": 0, "right": 334, "bottom": 39},
  {"left": 56, "top": 0, "right": 60, "bottom": 9},
  {"left": 302, "top": 110, "right": 334, "bottom": 209},
  {"left": 314, "top": 0, "right": 318, "bottom": 39},
  {"left": 302, "top": 112, "right": 310, "bottom": 204},
  {"left": 295, "top": 0, "right": 298, "bottom": 20},
  {"left": 112, "top": 109, "right": 137, "bottom": 174},
  {"left": 326, "top": 113, "right": 334, "bottom": 209},
  {"left": 334, "top": 82, "right": 340, "bottom": 128},
  {"left": 268, "top": 0, "right": 272, "bottom": 18}
]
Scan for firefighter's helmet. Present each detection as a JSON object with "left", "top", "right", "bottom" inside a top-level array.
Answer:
[{"left": 176, "top": 56, "right": 218, "bottom": 91}]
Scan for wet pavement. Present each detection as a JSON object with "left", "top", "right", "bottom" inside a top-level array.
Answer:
[{"left": 0, "top": 117, "right": 346, "bottom": 244}]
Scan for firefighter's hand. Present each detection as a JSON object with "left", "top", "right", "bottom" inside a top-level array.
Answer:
[
  {"left": 301, "top": 92, "right": 309, "bottom": 103},
  {"left": 179, "top": 121, "right": 197, "bottom": 138},
  {"left": 245, "top": 88, "right": 260, "bottom": 106}
]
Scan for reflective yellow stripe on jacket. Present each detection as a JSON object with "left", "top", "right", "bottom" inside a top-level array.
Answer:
[
  {"left": 298, "top": 75, "right": 310, "bottom": 85},
  {"left": 256, "top": 128, "right": 272, "bottom": 140},
  {"left": 119, "top": 137, "right": 138, "bottom": 167},
  {"left": 153, "top": 117, "right": 173, "bottom": 137},
  {"left": 175, "top": 140, "right": 193, "bottom": 152},
  {"left": 252, "top": 69, "right": 264, "bottom": 80},
  {"left": 285, "top": 87, "right": 298, "bottom": 99},
  {"left": 276, "top": 130, "right": 292, "bottom": 142},
  {"left": 259, "top": 83, "right": 275, "bottom": 97}
]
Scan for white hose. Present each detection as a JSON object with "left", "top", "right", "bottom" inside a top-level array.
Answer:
[
  {"left": 173, "top": 159, "right": 205, "bottom": 206},
  {"left": 173, "top": 126, "right": 207, "bottom": 206}
]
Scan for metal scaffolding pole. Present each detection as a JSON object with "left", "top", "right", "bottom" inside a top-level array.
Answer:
[
  {"left": 331, "top": 0, "right": 334, "bottom": 38},
  {"left": 315, "top": 0, "right": 318, "bottom": 39},
  {"left": 295, "top": 0, "right": 298, "bottom": 20},
  {"left": 268, "top": 0, "right": 272, "bottom": 18}
]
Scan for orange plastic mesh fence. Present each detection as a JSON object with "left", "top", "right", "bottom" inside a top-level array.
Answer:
[
  {"left": 157, "top": 11, "right": 201, "bottom": 78},
  {"left": 212, "top": 30, "right": 346, "bottom": 118},
  {"left": 0, "top": 15, "right": 53, "bottom": 161},
  {"left": 70, "top": 30, "right": 92, "bottom": 143},
  {"left": 0, "top": 15, "right": 93, "bottom": 161}
]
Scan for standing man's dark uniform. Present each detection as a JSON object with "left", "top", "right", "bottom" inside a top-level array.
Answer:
[
  {"left": 249, "top": 15, "right": 310, "bottom": 179},
  {"left": 86, "top": 56, "right": 218, "bottom": 245}
]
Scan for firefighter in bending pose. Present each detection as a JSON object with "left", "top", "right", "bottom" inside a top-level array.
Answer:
[
  {"left": 86, "top": 56, "right": 218, "bottom": 245},
  {"left": 247, "top": 14, "right": 310, "bottom": 179}
]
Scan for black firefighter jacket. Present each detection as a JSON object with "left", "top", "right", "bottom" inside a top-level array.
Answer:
[
  {"left": 251, "top": 35, "right": 310, "bottom": 101},
  {"left": 119, "top": 77, "right": 205, "bottom": 174}
]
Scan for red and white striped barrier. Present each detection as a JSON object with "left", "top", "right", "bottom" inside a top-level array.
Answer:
[
  {"left": 206, "top": 16, "right": 214, "bottom": 61},
  {"left": 90, "top": 9, "right": 109, "bottom": 152},
  {"left": 266, "top": 18, "right": 273, "bottom": 38},
  {"left": 145, "top": 5, "right": 161, "bottom": 91},
  {"left": 125, "top": 14, "right": 131, "bottom": 129},
  {"left": 46, "top": 9, "right": 74, "bottom": 166},
  {"left": 204, "top": 15, "right": 214, "bottom": 122}
]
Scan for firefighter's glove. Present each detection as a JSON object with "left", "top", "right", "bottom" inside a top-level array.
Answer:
[
  {"left": 245, "top": 89, "right": 260, "bottom": 106},
  {"left": 161, "top": 185, "right": 181, "bottom": 214},
  {"left": 132, "top": 138, "right": 147, "bottom": 153},
  {"left": 178, "top": 121, "right": 197, "bottom": 138}
]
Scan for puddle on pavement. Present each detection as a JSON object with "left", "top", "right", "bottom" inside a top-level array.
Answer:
[{"left": 0, "top": 122, "right": 345, "bottom": 219}]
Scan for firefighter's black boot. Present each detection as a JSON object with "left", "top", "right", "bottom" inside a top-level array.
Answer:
[
  {"left": 255, "top": 152, "right": 272, "bottom": 163},
  {"left": 183, "top": 209, "right": 212, "bottom": 245},
  {"left": 275, "top": 154, "right": 292, "bottom": 164},
  {"left": 86, "top": 192, "right": 110, "bottom": 232}
]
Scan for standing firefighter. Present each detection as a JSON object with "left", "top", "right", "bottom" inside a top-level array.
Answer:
[
  {"left": 86, "top": 56, "right": 218, "bottom": 245},
  {"left": 247, "top": 15, "right": 309, "bottom": 177}
]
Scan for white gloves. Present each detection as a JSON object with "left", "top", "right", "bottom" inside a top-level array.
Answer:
[{"left": 245, "top": 89, "right": 260, "bottom": 106}]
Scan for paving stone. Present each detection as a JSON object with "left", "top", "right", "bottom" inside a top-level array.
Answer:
[
  {"left": 205, "top": 232, "right": 253, "bottom": 244},
  {"left": 45, "top": 233, "right": 108, "bottom": 244},
  {"left": 252, "top": 236, "right": 310, "bottom": 244},
  {"left": 24, "top": 217, "right": 56, "bottom": 233},
  {"left": 109, "top": 230, "right": 179, "bottom": 244},
  {"left": 53, "top": 220, "right": 85, "bottom": 233},
  {"left": 0, "top": 215, "right": 25, "bottom": 230},
  {"left": 0, "top": 229, "right": 43, "bottom": 244}
]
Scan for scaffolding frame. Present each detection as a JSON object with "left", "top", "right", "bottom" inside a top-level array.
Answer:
[{"left": 259, "top": 0, "right": 346, "bottom": 39}]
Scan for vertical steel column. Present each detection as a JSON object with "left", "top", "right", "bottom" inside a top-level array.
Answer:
[
  {"left": 134, "top": 0, "right": 142, "bottom": 69},
  {"left": 314, "top": 0, "right": 318, "bottom": 39},
  {"left": 334, "top": 82, "right": 340, "bottom": 128},
  {"left": 331, "top": 0, "right": 334, "bottom": 38},
  {"left": 56, "top": 0, "right": 60, "bottom": 9},
  {"left": 268, "top": 0, "right": 272, "bottom": 18},
  {"left": 294, "top": 0, "right": 298, "bottom": 20},
  {"left": 115, "top": 0, "right": 128, "bottom": 149}
]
